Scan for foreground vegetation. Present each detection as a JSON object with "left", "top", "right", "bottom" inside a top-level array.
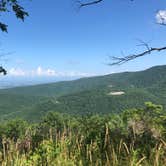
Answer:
[{"left": 0, "top": 102, "right": 165, "bottom": 165}]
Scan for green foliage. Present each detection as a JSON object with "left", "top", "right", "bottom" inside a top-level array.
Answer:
[
  {"left": 0, "top": 0, "right": 29, "bottom": 32},
  {"left": 2, "top": 119, "right": 28, "bottom": 141},
  {"left": 0, "top": 103, "right": 165, "bottom": 165}
]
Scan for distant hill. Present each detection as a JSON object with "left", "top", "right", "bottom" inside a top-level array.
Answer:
[{"left": 0, "top": 65, "right": 166, "bottom": 121}]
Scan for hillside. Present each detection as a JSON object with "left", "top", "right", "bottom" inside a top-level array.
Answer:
[
  {"left": 1, "top": 65, "right": 166, "bottom": 97},
  {"left": 0, "top": 65, "right": 166, "bottom": 121}
]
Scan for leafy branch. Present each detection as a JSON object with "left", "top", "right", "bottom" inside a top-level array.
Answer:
[{"left": 0, "top": 0, "right": 29, "bottom": 32}]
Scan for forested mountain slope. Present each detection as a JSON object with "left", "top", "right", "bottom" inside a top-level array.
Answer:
[
  {"left": 0, "top": 65, "right": 165, "bottom": 121},
  {"left": 1, "top": 65, "right": 166, "bottom": 97}
]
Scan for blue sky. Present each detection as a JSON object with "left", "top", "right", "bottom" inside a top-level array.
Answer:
[{"left": 0, "top": 0, "right": 166, "bottom": 79}]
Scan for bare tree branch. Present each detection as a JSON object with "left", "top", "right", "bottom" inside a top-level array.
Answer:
[
  {"left": 77, "top": 0, "right": 134, "bottom": 8},
  {"left": 77, "top": 2, "right": 166, "bottom": 66},
  {"left": 109, "top": 45, "right": 166, "bottom": 65},
  {"left": 77, "top": 0, "right": 104, "bottom": 8}
]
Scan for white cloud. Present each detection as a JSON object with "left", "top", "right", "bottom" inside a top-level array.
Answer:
[
  {"left": 8, "top": 66, "right": 94, "bottom": 77},
  {"left": 156, "top": 10, "right": 166, "bottom": 24},
  {"left": 9, "top": 68, "right": 26, "bottom": 76},
  {"left": 35, "top": 66, "right": 58, "bottom": 76}
]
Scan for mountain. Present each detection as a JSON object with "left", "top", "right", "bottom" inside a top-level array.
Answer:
[{"left": 0, "top": 65, "right": 166, "bottom": 121}]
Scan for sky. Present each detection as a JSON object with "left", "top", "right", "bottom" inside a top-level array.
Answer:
[{"left": 0, "top": 0, "right": 166, "bottom": 82}]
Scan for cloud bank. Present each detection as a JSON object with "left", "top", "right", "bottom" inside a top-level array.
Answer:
[{"left": 8, "top": 66, "right": 94, "bottom": 77}]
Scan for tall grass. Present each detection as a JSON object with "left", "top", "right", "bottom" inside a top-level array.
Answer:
[
  {"left": 0, "top": 124, "right": 165, "bottom": 166},
  {"left": 0, "top": 103, "right": 166, "bottom": 165}
]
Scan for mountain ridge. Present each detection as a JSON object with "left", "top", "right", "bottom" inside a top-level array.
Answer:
[
  {"left": 1, "top": 65, "right": 166, "bottom": 97},
  {"left": 0, "top": 65, "right": 165, "bottom": 121}
]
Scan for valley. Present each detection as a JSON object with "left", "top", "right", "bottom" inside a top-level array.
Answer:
[{"left": 0, "top": 65, "right": 165, "bottom": 121}]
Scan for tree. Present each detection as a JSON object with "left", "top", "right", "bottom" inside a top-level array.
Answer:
[
  {"left": 0, "top": 0, "right": 29, "bottom": 32},
  {"left": 0, "top": 66, "right": 6, "bottom": 75},
  {"left": 78, "top": 0, "right": 166, "bottom": 65},
  {"left": 0, "top": 0, "right": 29, "bottom": 74}
]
